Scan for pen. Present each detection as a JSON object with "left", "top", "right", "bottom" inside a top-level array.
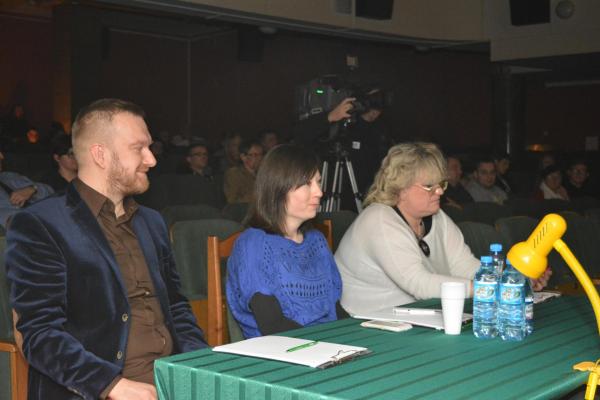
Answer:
[
  {"left": 393, "top": 307, "right": 438, "bottom": 315},
  {"left": 286, "top": 341, "right": 319, "bottom": 353}
]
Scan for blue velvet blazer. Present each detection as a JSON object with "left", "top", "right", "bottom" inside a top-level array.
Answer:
[{"left": 5, "top": 184, "right": 206, "bottom": 399}]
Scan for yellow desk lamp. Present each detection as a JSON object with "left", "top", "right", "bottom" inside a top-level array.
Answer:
[{"left": 507, "top": 213, "right": 600, "bottom": 400}]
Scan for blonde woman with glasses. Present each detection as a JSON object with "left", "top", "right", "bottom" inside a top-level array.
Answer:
[{"left": 334, "top": 142, "right": 481, "bottom": 315}]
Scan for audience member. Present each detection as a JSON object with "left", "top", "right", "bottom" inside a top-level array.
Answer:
[
  {"left": 1, "top": 104, "right": 29, "bottom": 149},
  {"left": 533, "top": 165, "right": 569, "bottom": 201},
  {"left": 223, "top": 139, "right": 263, "bottom": 203},
  {"left": 215, "top": 132, "right": 242, "bottom": 173},
  {"left": 493, "top": 153, "right": 512, "bottom": 194},
  {"left": 0, "top": 149, "right": 54, "bottom": 228},
  {"left": 259, "top": 129, "right": 280, "bottom": 153},
  {"left": 227, "top": 144, "right": 346, "bottom": 338},
  {"left": 335, "top": 142, "right": 551, "bottom": 315},
  {"left": 465, "top": 157, "right": 508, "bottom": 204},
  {"left": 443, "top": 155, "right": 474, "bottom": 208},
  {"left": 177, "top": 142, "right": 213, "bottom": 179},
  {"left": 40, "top": 134, "right": 78, "bottom": 192},
  {"left": 539, "top": 152, "right": 556, "bottom": 170},
  {"left": 564, "top": 160, "right": 595, "bottom": 198},
  {"left": 6, "top": 99, "right": 206, "bottom": 399}
]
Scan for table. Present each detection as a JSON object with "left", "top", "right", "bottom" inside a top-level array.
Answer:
[{"left": 155, "top": 297, "right": 599, "bottom": 400}]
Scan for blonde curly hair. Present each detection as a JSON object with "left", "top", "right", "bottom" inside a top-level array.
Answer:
[{"left": 363, "top": 142, "right": 447, "bottom": 207}]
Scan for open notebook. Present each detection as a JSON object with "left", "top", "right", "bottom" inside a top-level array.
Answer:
[
  {"left": 352, "top": 307, "right": 472, "bottom": 330},
  {"left": 212, "top": 335, "right": 370, "bottom": 369}
]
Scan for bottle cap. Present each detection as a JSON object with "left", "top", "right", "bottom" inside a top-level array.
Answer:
[
  {"left": 490, "top": 243, "right": 502, "bottom": 252},
  {"left": 481, "top": 255, "right": 493, "bottom": 263}
]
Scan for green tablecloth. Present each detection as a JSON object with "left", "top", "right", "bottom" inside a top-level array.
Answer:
[{"left": 155, "top": 297, "right": 599, "bottom": 400}]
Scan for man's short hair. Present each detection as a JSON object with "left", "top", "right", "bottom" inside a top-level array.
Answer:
[
  {"left": 187, "top": 142, "right": 208, "bottom": 156},
  {"left": 71, "top": 99, "right": 146, "bottom": 161},
  {"left": 51, "top": 134, "right": 72, "bottom": 157},
  {"left": 475, "top": 156, "right": 495, "bottom": 170},
  {"left": 239, "top": 139, "right": 262, "bottom": 155},
  {"left": 72, "top": 99, "right": 145, "bottom": 142}
]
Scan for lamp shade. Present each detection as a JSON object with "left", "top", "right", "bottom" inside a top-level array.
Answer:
[{"left": 507, "top": 214, "right": 566, "bottom": 279}]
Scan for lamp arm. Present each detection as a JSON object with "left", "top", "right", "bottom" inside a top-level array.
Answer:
[{"left": 554, "top": 239, "right": 600, "bottom": 335}]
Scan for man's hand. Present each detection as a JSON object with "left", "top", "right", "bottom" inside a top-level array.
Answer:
[
  {"left": 108, "top": 378, "right": 157, "bottom": 400},
  {"left": 327, "top": 97, "right": 355, "bottom": 122},
  {"left": 9, "top": 186, "right": 36, "bottom": 207},
  {"left": 531, "top": 267, "right": 552, "bottom": 291}
]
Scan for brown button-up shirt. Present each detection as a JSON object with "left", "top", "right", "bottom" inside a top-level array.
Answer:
[{"left": 74, "top": 180, "right": 173, "bottom": 391}]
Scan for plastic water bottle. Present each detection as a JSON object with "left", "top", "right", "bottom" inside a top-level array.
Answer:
[
  {"left": 524, "top": 278, "right": 534, "bottom": 336},
  {"left": 490, "top": 243, "right": 504, "bottom": 275},
  {"left": 498, "top": 260, "right": 526, "bottom": 341},
  {"left": 473, "top": 255, "right": 498, "bottom": 339}
]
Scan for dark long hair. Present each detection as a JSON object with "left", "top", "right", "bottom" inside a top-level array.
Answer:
[{"left": 245, "top": 144, "right": 320, "bottom": 236}]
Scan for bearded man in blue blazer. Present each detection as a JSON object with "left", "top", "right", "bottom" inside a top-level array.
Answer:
[{"left": 6, "top": 99, "right": 207, "bottom": 400}]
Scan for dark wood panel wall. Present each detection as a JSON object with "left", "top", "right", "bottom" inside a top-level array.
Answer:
[{"left": 3, "top": 4, "right": 596, "bottom": 154}]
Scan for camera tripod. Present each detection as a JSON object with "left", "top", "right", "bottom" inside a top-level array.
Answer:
[{"left": 320, "top": 146, "right": 363, "bottom": 213}]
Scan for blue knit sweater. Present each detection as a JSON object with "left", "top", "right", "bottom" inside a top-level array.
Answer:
[{"left": 226, "top": 228, "right": 343, "bottom": 338}]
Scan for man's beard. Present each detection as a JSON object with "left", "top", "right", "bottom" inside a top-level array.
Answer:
[{"left": 107, "top": 151, "right": 149, "bottom": 197}]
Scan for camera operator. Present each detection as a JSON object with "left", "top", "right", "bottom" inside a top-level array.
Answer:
[{"left": 293, "top": 94, "right": 391, "bottom": 198}]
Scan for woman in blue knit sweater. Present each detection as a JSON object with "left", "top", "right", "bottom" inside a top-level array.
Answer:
[{"left": 226, "top": 144, "right": 347, "bottom": 338}]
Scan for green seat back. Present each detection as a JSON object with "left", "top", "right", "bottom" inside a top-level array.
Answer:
[
  {"left": 462, "top": 202, "right": 511, "bottom": 226},
  {"left": 221, "top": 203, "right": 250, "bottom": 223},
  {"left": 316, "top": 210, "right": 357, "bottom": 252},
  {"left": 495, "top": 216, "right": 538, "bottom": 249},
  {"left": 226, "top": 303, "right": 244, "bottom": 343},
  {"left": 458, "top": 221, "right": 505, "bottom": 260},
  {"left": 171, "top": 219, "right": 243, "bottom": 301},
  {"left": 161, "top": 204, "right": 222, "bottom": 228},
  {"left": 1, "top": 236, "right": 15, "bottom": 400}
]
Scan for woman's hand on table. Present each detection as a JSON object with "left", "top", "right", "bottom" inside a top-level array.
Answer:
[{"left": 531, "top": 267, "right": 552, "bottom": 291}]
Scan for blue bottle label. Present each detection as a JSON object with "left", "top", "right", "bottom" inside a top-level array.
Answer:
[
  {"left": 500, "top": 283, "right": 524, "bottom": 305},
  {"left": 474, "top": 281, "right": 497, "bottom": 302}
]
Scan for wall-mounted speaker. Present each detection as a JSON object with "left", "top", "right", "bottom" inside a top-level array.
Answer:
[
  {"left": 509, "top": 0, "right": 550, "bottom": 26},
  {"left": 356, "top": 0, "right": 394, "bottom": 20}
]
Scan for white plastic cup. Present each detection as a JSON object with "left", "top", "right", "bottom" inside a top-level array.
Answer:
[{"left": 441, "top": 282, "right": 466, "bottom": 335}]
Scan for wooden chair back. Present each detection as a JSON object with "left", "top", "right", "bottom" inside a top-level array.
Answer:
[{"left": 206, "top": 232, "right": 241, "bottom": 346}]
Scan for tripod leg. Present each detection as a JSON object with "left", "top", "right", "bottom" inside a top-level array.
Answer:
[
  {"left": 334, "top": 163, "right": 344, "bottom": 212},
  {"left": 320, "top": 161, "right": 329, "bottom": 212},
  {"left": 326, "top": 160, "right": 341, "bottom": 212},
  {"left": 344, "top": 157, "right": 363, "bottom": 213}
]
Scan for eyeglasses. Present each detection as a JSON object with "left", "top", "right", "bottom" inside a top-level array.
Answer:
[
  {"left": 414, "top": 180, "right": 448, "bottom": 193},
  {"left": 190, "top": 152, "right": 208, "bottom": 157}
]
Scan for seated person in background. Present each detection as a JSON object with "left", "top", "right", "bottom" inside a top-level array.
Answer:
[
  {"left": 538, "top": 152, "right": 556, "bottom": 170},
  {"left": 564, "top": 159, "right": 595, "bottom": 199},
  {"left": 0, "top": 149, "right": 53, "bottom": 228},
  {"left": 177, "top": 142, "right": 214, "bottom": 180},
  {"left": 259, "top": 129, "right": 280, "bottom": 153},
  {"left": 40, "top": 134, "right": 78, "bottom": 192},
  {"left": 223, "top": 139, "right": 263, "bottom": 203},
  {"left": 227, "top": 144, "right": 346, "bottom": 338},
  {"left": 493, "top": 153, "right": 512, "bottom": 194},
  {"left": 533, "top": 165, "right": 569, "bottom": 201},
  {"left": 215, "top": 131, "right": 241, "bottom": 173},
  {"left": 335, "top": 142, "right": 479, "bottom": 314},
  {"left": 443, "top": 155, "right": 473, "bottom": 209},
  {"left": 465, "top": 156, "right": 508, "bottom": 204}
]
